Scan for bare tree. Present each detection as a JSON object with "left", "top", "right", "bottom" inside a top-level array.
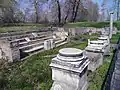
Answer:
[
  {"left": 86, "top": 0, "right": 99, "bottom": 21},
  {"left": 116, "top": 0, "right": 120, "bottom": 20},
  {"left": 56, "top": 0, "right": 61, "bottom": 24},
  {"left": 0, "top": 0, "right": 18, "bottom": 23},
  {"left": 29, "top": 0, "right": 48, "bottom": 23}
]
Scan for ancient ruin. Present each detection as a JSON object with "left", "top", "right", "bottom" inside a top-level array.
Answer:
[
  {"left": 0, "top": 28, "right": 68, "bottom": 62},
  {"left": 98, "top": 35, "right": 110, "bottom": 55},
  {"left": 50, "top": 48, "right": 90, "bottom": 90}
]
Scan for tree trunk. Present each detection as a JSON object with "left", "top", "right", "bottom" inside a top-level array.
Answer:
[
  {"left": 56, "top": 0, "right": 61, "bottom": 25},
  {"left": 34, "top": 0, "right": 39, "bottom": 23},
  {"left": 64, "top": 8, "right": 70, "bottom": 23},
  {"left": 71, "top": 0, "right": 77, "bottom": 22},
  {"left": 117, "top": 0, "right": 120, "bottom": 20},
  {"left": 72, "top": 0, "right": 81, "bottom": 22}
]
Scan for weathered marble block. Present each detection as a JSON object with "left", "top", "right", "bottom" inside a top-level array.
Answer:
[
  {"left": 50, "top": 48, "right": 90, "bottom": 90},
  {"left": 85, "top": 39, "right": 104, "bottom": 71},
  {"left": 0, "top": 39, "right": 20, "bottom": 62},
  {"left": 32, "top": 33, "right": 38, "bottom": 37},
  {"left": 25, "top": 37, "right": 31, "bottom": 42},
  {"left": 44, "top": 40, "right": 51, "bottom": 50},
  {"left": 88, "top": 38, "right": 110, "bottom": 56},
  {"left": 98, "top": 36, "right": 110, "bottom": 55},
  {"left": 50, "top": 39, "right": 55, "bottom": 49},
  {"left": 0, "top": 48, "right": 2, "bottom": 59},
  {"left": 84, "top": 51, "right": 103, "bottom": 72}
]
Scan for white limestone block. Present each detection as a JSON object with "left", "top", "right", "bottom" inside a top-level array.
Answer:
[
  {"left": 0, "top": 49, "right": 2, "bottom": 59},
  {"left": 25, "top": 37, "right": 31, "bottom": 42},
  {"left": 50, "top": 48, "right": 90, "bottom": 90},
  {"left": 32, "top": 33, "right": 38, "bottom": 37},
  {"left": 85, "top": 51, "right": 103, "bottom": 72},
  {"left": 44, "top": 40, "right": 51, "bottom": 50},
  {"left": 50, "top": 39, "right": 55, "bottom": 49}
]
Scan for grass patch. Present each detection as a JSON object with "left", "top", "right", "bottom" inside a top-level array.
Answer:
[
  {"left": 114, "top": 21, "right": 120, "bottom": 30},
  {"left": 65, "top": 22, "right": 110, "bottom": 28},
  {"left": 111, "top": 33, "right": 120, "bottom": 44},
  {"left": 0, "top": 21, "right": 119, "bottom": 33},
  {"left": 0, "top": 24, "right": 46, "bottom": 33},
  {"left": 88, "top": 50, "right": 114, "bottom": 90}
]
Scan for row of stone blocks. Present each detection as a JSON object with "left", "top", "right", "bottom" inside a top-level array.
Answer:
[
  {"left": 50, "top": 46, "right": 110, "bottom": 90},
  {"left": 85, "top": 35, "right": 110, "bottom": 72},
  {"left": 49, "top": 35, "right": 111, "bottom": 90}
]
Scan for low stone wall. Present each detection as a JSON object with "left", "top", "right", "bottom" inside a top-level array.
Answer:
[{"left": 67, "top": 27, "right": 117, "bottom": 37}]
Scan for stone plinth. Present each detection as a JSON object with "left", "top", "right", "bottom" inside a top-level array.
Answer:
[
  {"left": 50, "top": 39, "right": 55, "bottom": 49},
  {"left": 44, "top": 40, "right": 51, "bottom": 50},
  {"left": 50, "top": 48, "right": 90, "bottom": 90},
  {"left": 44, "top": 39, "right": 55, "bottom": 50},
  {"left": 0, "top": 39, "right": 20, "bottom": 62},
  {"left": 88, "top": 39, "right": 110, "bottom": 55},
  {"left": 0, "top": 48, "right": 2, "bottom": 59},
  {"left": 84, "top": 51, "right": 103, "bottom": 72},
  {"left": 98, "top": 36, "right": 110, "bottom": 55},
  {"left": 85, "top": 45, "right": 103, "bottom": 71}
]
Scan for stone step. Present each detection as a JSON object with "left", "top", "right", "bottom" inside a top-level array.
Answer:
[
  {"left": 2, "top": 34, "right": 33, "bottom": 41},
  {"left": 19, "top": 42, "right": 44, "bottom": 51},
  {"left": 55, "top": 39, "right": 66, "bottom": 44},
  {"left": 55, "top": 39, "right": 68, "bottom": 47},
  {"left": 11, "top": 33, "right": 51, "bottom": 44},
  {"left": 19, "top": 36, "right": 53, "bottom": 47},
  {"left": 23, "top": 45, "right": 44, "bottom": 53},
  {"left": 0, "top": 29, "right": 51, "bottom": 37},
  {"left": 1, "top": 31, "right": 52, "bottom": 41},
  {"left": 30, "top": 34, "right": 52, "bottom": 40},
  {"left": 56, "top": 41, "right": 67, "bottom": 47},
  {"left": 20, "top": 37, "right": 60, "bottom": 50},
  {"left": 21, "top": 38, "right": 65, "bottom": 54}
]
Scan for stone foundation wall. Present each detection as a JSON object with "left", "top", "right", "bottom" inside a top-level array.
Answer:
[{"left": 67, "top": 27, "right": 117, "bottom": 37}]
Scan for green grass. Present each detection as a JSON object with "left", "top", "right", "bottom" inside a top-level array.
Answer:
[
  {"left": 111, "top": 33, "right": 120, "bottom": 44},
  {"left": 65, "top": 22, "right": 110, "bottom": 28},
  {"left": 0, "top": 26, "right": 45, "bottom": 33},
  {"left": 0, "top": 21, "right": 119, "bottom": 33},
  {"left": 114, "top": 21, "right": 120, "bottom": 30},
  {"left": 88, "top": 50, "right": 114, "bottom": 90},
  {"left": 0, "top": 23, "right": 47, "bottom": 33}
]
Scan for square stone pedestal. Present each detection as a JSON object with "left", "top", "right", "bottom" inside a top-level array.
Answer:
[
  {"left": 44, "top": 39, "right": 55, "bottom": 50},
  {"left": 44, "top": 40, "right": 51, "bottom": 50},
  {"left": 50, "top": 48, "right": 90, "bottom": 90},
  {"left": 85, "top": 51, "right": 103, "bottom": 72}
]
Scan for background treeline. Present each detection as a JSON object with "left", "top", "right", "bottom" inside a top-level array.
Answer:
[{"left": 0, "top": 0, "right": 99, "bottom": 25}]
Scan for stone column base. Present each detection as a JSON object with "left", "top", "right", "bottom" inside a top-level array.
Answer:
[{"left": 51, "top": 81, "right": 89, "bottom": 90}]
